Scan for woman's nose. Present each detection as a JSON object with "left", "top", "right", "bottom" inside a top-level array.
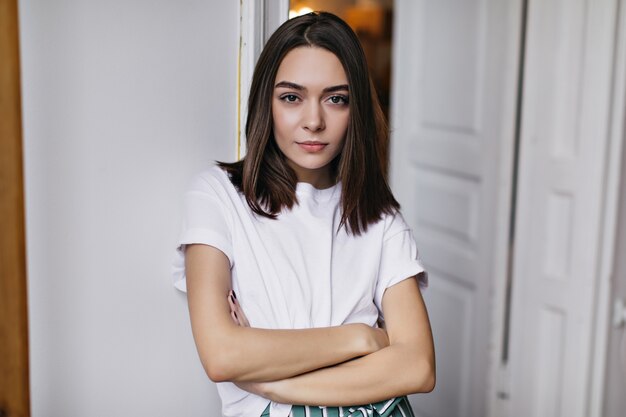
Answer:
[{"left": 302, "top": 102, "right": 325, "bottom": 131}]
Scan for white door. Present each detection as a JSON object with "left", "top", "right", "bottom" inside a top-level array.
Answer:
[
  {"left": 506, "top": 0, "right": 620, "bottom": 416},
  {"left": 389, "top": 1, "right": 522, "bottom": 416}
]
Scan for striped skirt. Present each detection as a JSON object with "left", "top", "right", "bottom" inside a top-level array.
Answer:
[{"left": 260, "top": 396, "right": 415, "bottom": 417}]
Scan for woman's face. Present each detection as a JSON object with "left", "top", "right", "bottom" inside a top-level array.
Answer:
[{"left": 272, "top": 46, "right": 349, "bottom": 188}]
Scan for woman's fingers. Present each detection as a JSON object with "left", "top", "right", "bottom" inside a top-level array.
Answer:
[
  {"left": 232, "top": 291, "right": 251, "bottom": 327},
  {"left": 228, "top": 290, "right": 237, "bottom": 309},
  {"left": 227, "top": 291, "right": 238, "bottom": 323},
  {"left": 228, "top": 290, "right": 251, "bottom": 327},
  {"left": 230, "top": 310, "right": 239, "bottom": 325}
]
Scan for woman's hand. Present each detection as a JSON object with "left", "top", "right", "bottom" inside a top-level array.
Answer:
[
  {"left": 228, "top": 290, "right": 250, "bottom": 327},
  {"left": 367, "top": 325, "right": 390, "bottom": 353}
]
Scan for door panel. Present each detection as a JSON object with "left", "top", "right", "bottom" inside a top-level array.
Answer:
[
  {"left": 423, "top": 277, "right": 474, "bottom": 417},
  {"left": 507, "top": 0, "right": 619, "bottom": 416},
  {"left": 390, "top": 1, "right": 522, "bottom": 416}
]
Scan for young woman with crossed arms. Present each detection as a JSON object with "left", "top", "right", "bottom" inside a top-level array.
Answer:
[{"left": 173, "top": 11, "right": 435, "bottom": 417}]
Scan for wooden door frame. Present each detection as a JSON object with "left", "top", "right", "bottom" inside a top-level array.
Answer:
[{"left": 0, "top": 0, "right": 30, "bottom": 416}]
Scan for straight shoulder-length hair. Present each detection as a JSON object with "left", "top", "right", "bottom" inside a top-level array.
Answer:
[{"left": 218, "top": 11, "right": 399, "bottom": 235}]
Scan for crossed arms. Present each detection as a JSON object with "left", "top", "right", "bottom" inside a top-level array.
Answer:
[{"left": 185, "top": 244, "right": 435, "bottom": 406}]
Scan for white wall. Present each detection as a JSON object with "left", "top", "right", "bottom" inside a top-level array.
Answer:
[{"left": 19, "top": 1, "right": 239, "bottom": 415}]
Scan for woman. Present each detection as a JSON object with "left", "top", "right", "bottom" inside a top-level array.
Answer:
[{"left": 173, "top": 11, "right": 435, "bottom": 417}]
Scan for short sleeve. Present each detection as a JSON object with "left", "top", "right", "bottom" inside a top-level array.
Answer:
[
  {"left": 374, "top": 211, "right": 428, "bottom": 316},
  {"left": 171, "top": 171, "right": 234, "bottom": 292}
]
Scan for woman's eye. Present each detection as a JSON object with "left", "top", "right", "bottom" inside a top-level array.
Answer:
[
  {"left": 281, "top": 94, "right": 299, "bottom": 103},
  {"left": 329, "top": 95, "right": 349, "bottom": 105}
]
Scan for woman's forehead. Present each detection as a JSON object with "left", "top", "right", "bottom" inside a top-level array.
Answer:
[{"left": 275, "top": 46, "right": 348, "bottom": 89}]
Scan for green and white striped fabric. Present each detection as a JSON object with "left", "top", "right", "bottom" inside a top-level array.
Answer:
[{"left": 260, "top": 396, "right": 415, "bottom": 417}]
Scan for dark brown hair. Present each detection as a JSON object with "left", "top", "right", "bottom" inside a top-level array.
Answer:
[{"left": 218, "top": 11, "right": 399, "bottom": 235}]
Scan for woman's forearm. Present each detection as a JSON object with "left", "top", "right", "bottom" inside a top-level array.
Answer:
[
  {"left": 261, "top": 342, "right": 435, "bottom": 406},
  {"left": 203, "top": 322, "right": 385, "bottom": 383},
  {"left": 256, "top": 278, "right": 436, "bottom": 406}
]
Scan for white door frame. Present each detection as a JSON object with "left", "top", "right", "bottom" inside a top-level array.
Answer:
[
  {"left": 237, "top": 0, "right": 289, "bottom": 159},
  {"left": 589, "top": 1, "right": 626, "bottom": 415},
  {"left": 485, "top": 0, "right": 526, "bottom": 412}
]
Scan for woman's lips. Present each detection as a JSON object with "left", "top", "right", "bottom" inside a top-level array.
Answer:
[{"left": 297, "top": 142, "right": 327, "bottom": 152}]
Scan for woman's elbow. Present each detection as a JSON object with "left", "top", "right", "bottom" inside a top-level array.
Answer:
[
  {"left": 204, "top": 361, "right": 229, "bottom": 383},
  {"left": 408, "top": 356, "right": 436, "bottom": 394},
  {"left": 419, "top": 362, "right": 436, "bottom": 393},
  {"left": 200, "top": 350, "right": 239, "bottom": 383}
]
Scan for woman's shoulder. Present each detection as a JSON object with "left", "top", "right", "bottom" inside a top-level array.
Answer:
[
  {"left": 348, "top": 208, "right": 407, "bottom": 241},
  {"left": 186, "top": 163, "right": 238, "bottom": 200},
  {"left": 379, "top": 207, "right": 412, "bottom": 238}
]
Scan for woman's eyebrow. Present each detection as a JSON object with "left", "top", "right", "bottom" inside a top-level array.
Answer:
[
  {"left": 323, "top": 84, "right": 349, "bottom": 93},
  {"left": 275, "top": 81, "right": 305, "bottom": 91},
  {"left": 274, "top": 81, "right": 349, "bottom": 93}
]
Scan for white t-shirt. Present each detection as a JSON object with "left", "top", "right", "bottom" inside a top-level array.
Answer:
[{"left": 172, "top": 165, "right": 427, "bottom": 417}]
